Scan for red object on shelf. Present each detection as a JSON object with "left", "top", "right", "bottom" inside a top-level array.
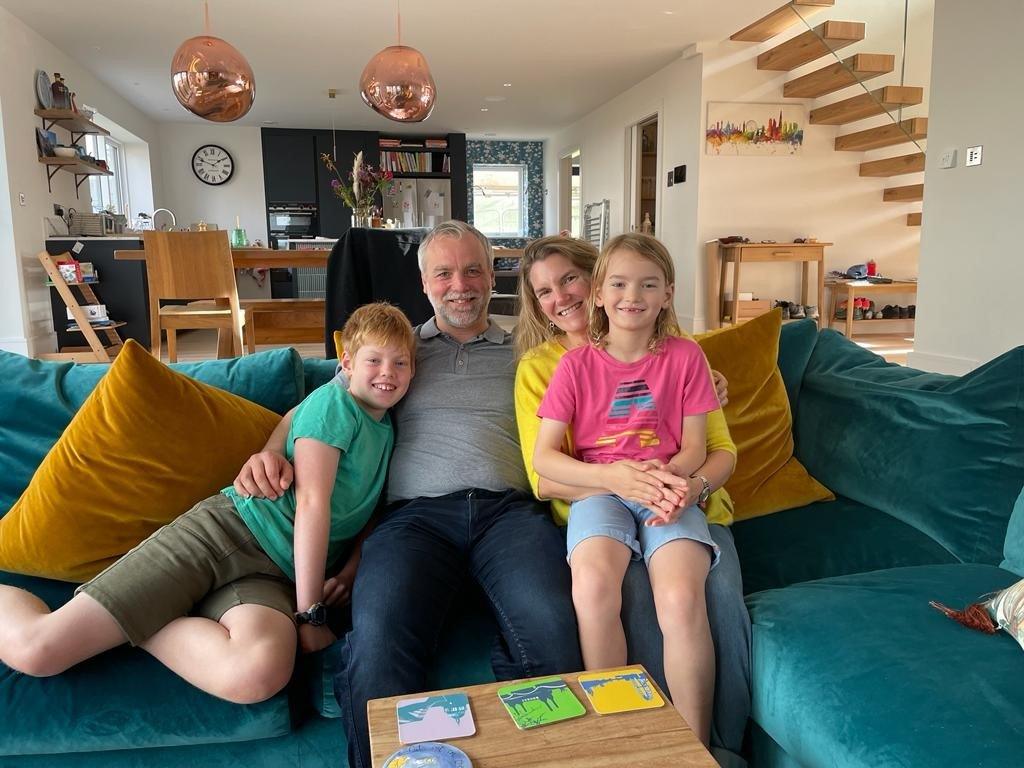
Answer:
[{"left": 866, "top": 258, "right": 877, "bottom": 276}]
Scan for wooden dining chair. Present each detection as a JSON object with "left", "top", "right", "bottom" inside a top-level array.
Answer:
[{"left": 141, "top": 230, "right": 245, "bottom": 362}]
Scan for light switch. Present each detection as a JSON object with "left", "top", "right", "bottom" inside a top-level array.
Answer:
[
  {"left": 966, "top": 145, "right": 983, "bottom": 167},
  {"left": 939, "top": 148, "right": 956, "bottom": 169}
]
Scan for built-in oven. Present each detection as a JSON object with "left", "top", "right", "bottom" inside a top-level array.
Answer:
[
  {"left": 267, "top": 204, "right": 318, "bottom": 297},
  {"left": 267, "top": 204, "right": 318, "bottom": 243}
]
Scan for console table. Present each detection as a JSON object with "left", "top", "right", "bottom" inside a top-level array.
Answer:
[{"left": 706, "top": 241, "right": 830, "bottom": 330}]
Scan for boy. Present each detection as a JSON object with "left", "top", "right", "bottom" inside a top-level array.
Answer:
[{"left": 0, "top": 302, "right": 415, "bottom": 702}]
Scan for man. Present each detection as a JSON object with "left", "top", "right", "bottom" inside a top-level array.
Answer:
[{"left": 235, "top": 221, "right": 582, "bottom": 767}]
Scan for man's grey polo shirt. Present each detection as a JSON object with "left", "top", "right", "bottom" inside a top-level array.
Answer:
[{"left": 386, "top": 317, "right": 530, "bottom": 503}]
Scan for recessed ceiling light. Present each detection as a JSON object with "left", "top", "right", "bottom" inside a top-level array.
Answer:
[
  {"left": 485, "top": 132, "right": 497, "bottom": 137},
  {"left": 480, "top": 107, "right": 489, "bottom": 112},
  {"left": 663, "top": 10, "right": 674, "bottom": 15},
  {"left": 503, "top": 83, "right": 512, "bottom": 87},
  {"left": 484, "top": 95, "right": 506, "bottom": 103},
  {"left": 263, "top": 120, "right": 278, "bottom": 124}
]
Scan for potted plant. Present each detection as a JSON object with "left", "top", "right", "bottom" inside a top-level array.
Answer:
[{"left": 320, "top": 151, "right": 395, "bottom": 228}]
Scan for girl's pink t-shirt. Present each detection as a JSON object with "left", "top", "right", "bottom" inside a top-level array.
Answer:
[{"left": 537, "top": 337, "right": 719, "bottom": 465}]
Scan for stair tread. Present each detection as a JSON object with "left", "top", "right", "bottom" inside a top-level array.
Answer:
[
  {"left": 731, "top": 0, "right": 835, "bottom": 43},
  {"left": 883, "top": 183, "right": 925, "bottom": 202},
  {"left": 784, "top": 53, "right": 894, "bottom": 98},
  {"left": 810, "top": 86, "right": 924, "bottom": 125},
  {"left": 859, "top": 152, "right": 926, "bottom": 177},
  {"left": 758, "top": 21, "right": 865, "bottom": 71},
  {"left": 907, "top": 212, "right": 922, "bottom": 226},
  {"left": 835, "top": 118, "right": 928, "bottom": 151}
]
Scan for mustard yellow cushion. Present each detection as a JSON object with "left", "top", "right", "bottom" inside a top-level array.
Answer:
[
  {"left": 696, "top": 310, "right": 832, "bottom": 521},
  {"left": 333, "top": 329, "right": 345, "bottom": 361},
  {"left": 0, "top": 340, "right": 281, "bottom": 582}
]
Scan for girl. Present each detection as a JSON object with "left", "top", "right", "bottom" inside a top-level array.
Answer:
[{"left": 533, "top": 233, "right": 720, "bottom": 745}]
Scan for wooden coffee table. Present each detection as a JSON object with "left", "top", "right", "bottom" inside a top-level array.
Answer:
[{"left": 367, "top": 666, "right": 718, "bottom": 767}]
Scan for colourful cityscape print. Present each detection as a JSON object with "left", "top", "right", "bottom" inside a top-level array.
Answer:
[{"left": 706, "top": 103, "right": 804, "bottom": 155}]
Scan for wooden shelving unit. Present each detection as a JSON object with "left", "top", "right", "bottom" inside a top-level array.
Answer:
[
  {"left": 35, "top": 108, "right": 112, "bottom": 197},
  {"left": 37, "top": 251, "right": 125, "bottom": 363}
]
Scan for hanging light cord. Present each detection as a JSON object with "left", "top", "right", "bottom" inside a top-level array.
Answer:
[
  {"left": 397, "top": 0, "right": 402, "bottom": 46},
  {"left": 203, "top": 0, "right": 210, "bottom": 35}
]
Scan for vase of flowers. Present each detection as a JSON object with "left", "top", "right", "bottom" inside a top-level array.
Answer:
[{"left": 320, "top": 151, "right": 394, "bottom": 229}]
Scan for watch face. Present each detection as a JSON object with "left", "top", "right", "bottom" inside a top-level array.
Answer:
[{"left": 192, "top": 145, "right": 234, "bottom": 186}]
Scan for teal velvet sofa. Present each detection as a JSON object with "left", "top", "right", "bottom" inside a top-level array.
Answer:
[{"left": 2, "top": 324, "right": 1022, "bottom": 767}]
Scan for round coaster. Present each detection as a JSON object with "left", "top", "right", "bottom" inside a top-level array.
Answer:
[{"left": 382, "top": 741, "right": 472, "bottom": 768}]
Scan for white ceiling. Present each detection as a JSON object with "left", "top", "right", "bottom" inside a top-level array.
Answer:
[{"left": 1, "top": 0, "right": 779, "bottom": 138}]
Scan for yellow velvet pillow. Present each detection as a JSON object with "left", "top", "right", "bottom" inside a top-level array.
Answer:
[
  {"left": 696, "top": 310, "right": 832, "bottom": 521},
  {"left": 0, "top": 340, "right": 281, "bottom": 582},
  {"left": 333, "top": 329, "right": 345, "bottom": 361}
]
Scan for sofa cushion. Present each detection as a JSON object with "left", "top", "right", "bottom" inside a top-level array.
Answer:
[
  {"left": 1002, "top": 487, "right": 1024, "bottom": 577},
  {"left": 697, "top": 310, "right": 833, "bottom": 521},
  {"left": 0, "top": 346, "right": 304, "bottom": 516},
  {"left": 0, "top": 341, "right": 281, "bottom": 582},
  {"left": 747, "top": 563, "right": 1024, "bottom": 768},
  {"left": 302, "top": 357, "right": 340, "bottom": 396},
  {"left": 0, "top": 570, "right": 291, "bottom": 756},
  {"left": 733, "top": 495, "right": 958, "bottom": 594},
  {"left": 794, "top": 331, "right": 1024, "bottom": 565},
  {"left": 776, "top": 317, "right": 818, "bottom": 419}
]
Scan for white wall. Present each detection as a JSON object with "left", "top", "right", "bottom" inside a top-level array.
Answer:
[
  {"left": 545, "top": 49, "right": 705, "bottom": 330},
  {"left": 908, "top": 0, "right": 1024, "bottom": 373},
  {"left": 0, "top": 7, "right": 161, "bottom": 355},
  {"left": 697, "top": 0, "right": 933, "bottom": 330},
  {"left": 156, "top": 122, "right": 267, "bottom": 244}
]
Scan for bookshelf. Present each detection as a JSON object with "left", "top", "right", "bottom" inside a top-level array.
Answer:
[{"left": 378, "top": 133, "right": 467, "bottom": 224}]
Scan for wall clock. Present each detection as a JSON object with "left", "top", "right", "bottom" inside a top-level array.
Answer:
[{"left": 192, "top": 144, "right": 234, "bottom": 186}]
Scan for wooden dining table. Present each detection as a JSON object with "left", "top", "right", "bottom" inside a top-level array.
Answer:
[{"left": 113, "top": 247, "right": 332, "bottom": 269}]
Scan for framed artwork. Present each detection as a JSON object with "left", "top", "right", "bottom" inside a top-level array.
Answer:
[
  {"left": 706, "top": 102, "right": 805, "bottom": 156},
  {"left": 35, "top": 128, "right": 57, "bottom": 157}
]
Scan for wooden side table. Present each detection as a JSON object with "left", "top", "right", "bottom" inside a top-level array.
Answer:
[
  {"left": 368, "top": 666, "right": 717, "bottom": 767},
  {"left": 824, "top": 278, "right": 918, "bottom": 338},
  {"left": 706, "top": 241, "right": 831, "bottom": 330}
]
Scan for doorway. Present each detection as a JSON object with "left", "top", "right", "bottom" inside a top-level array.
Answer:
[
  {"left": 628, "top": 115, "right": 658, "bottom": 234},
  {"left": 559, "top": 149, "right": 582, "bottom": 237}
]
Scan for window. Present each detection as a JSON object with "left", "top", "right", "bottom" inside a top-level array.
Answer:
[
  {"left": 472, "top": 164, "right": 526, "bottom": 238},
  {"left": 85, "top": 134, "right": 129, "bottom": 216}
]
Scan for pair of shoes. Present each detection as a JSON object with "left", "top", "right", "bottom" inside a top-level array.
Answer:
[
  {"left": 908, "top": 304, "right": 916, "bottom": 318},
  {"left": 789, "top": 303, "right": 806, "bottom": 319},
  {"left": 804, "top": 305, "right": 819, "bottom": 320},
  {"left": 898, "top": 305, "right": 909, "bottom": 319},
  {"left": 773, "top": 299, "right": 790, "bottom": 311}
]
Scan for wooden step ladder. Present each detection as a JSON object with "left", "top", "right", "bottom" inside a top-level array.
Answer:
[{"left": 37, "top": 251, "right": 125, "bottom": 363}]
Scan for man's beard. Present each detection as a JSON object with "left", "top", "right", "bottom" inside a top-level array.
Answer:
[{"left": 433, "top": 291, "right": 487, "bottom": 328}]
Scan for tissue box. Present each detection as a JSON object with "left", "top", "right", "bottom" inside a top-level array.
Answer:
[{"left": 66, "top": 304, "right": 108, "bottom": 322}]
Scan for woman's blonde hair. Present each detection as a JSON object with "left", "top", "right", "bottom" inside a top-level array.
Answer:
[
  {"left": 589, "top": 232, "right": 681, "bottom": 350},
  {"left": 515, "top": 235, "right": 599, "bottom": 358}
]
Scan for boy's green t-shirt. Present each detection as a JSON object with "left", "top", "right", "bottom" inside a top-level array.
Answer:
[{"left": 223, "top": 378, "right": 394, "bottom": 582}]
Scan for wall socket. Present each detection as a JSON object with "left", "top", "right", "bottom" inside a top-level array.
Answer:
[
  {"left": 18, "top": 193, "right": 26, "bottom": 206},
  {"left": 966, "top": 145, "right": 983, "bottom": 167}
]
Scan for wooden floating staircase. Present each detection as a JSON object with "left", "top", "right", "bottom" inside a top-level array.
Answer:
[{"left": 731, "top": 2, "right": 927, "bottom": 226}]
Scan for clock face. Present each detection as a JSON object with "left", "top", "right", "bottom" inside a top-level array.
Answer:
[{"left": 192, "top": 145, "right": 234, "bottom": 186}]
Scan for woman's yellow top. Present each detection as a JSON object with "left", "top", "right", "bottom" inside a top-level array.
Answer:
[{"left": 514, "top": 339, "right": 736, "bottom": 527}]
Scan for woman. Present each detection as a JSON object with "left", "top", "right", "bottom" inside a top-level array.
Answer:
[{"left": 513, "top": 234, "right": 751, "bottom": 760}]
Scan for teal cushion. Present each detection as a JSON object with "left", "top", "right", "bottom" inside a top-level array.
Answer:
[
  {"left": 733, "top": 495, "right": 958, "bottom": 594},
  {"left": 0, "top": 569, "right": 291, "bottom": 756},
  {"left": 302, "top": 357, "right": 340, "bottom": 397},
  {"left": 794, "top": 331, "right": 1024, "bottom": 564},
  {"left": 0, "top": 348, "right": 304, "bottom": 515},
  {"left": 747, "top": 564, "right": 1024, "bottom": 768},
  {"left": 1001, "top": 486, "right": 1024, "bottom": 577},
  {"left": 776, "top": 318, "right": 818, "bottom": 418}
]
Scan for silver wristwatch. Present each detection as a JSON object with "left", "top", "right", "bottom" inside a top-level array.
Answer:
[{"left": 693, "top": 475, "right": 712, "bottom": 506}]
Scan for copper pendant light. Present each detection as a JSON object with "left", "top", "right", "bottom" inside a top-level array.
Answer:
[
  {"left": 171, "top": 1, "right": 255, "bottom": 122},
  {"left": 359, "top": 2, "right": 436, "bottom": 122}
]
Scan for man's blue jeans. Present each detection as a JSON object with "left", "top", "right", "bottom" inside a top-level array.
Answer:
[
  {"left": 334, "top": 489, "right": 582, "bottom": 768},
  {"left": 622, "top": 523, "right": 752, "bottom": 755}
]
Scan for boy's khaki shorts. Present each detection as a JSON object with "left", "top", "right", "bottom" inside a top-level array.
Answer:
[{"left": 76, "top": 493, "right": 295, "bottom": 646}]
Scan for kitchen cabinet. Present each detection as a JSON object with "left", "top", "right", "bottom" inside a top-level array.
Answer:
[{"left": 261, "top": 129, "right": 318, "bottom": 204}]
